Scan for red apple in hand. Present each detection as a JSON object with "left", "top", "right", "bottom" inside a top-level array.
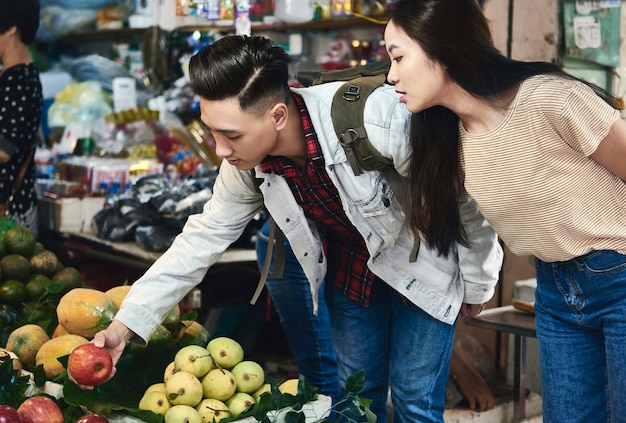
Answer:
[
  {"left": 17, "top": 396, "right": 63, "bottom": 423},
  {"left": 0, "top": 405, "right": 21, "bottom": 423},
  {"left": 67, "top": 343, "right": 113, "bottom": 386},
  {"left": 75, "top": 413, "right": 109, "bottom": 423}
]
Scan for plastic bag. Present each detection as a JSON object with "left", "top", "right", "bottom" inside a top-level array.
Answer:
[
  {"left": 134, "top": 224, "right": 181, "bottom": 252},
  {"left": 37, "top": 6, "right": 97, "bottom": 42}
]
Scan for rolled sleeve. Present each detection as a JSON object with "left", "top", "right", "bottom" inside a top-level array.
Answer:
[{"left": 457, "top": 193, "right": 503, "bottom": 304}]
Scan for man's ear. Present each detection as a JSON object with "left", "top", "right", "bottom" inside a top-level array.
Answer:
[{"left": 270, "top": 103, "right": 288, "bottom": 131}]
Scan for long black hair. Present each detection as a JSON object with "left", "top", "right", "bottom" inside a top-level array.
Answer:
[
  {"left": 389, "top": 0, "right": 621, "bottom": 257},
  {"left": 188, "top": 35, "right": 292, "bottom": 116}
]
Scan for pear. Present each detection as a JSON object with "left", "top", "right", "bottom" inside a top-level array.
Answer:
[
  {"left": 252, "top": 383, "right": 272, "bottom": 403},
  {"left": 144, "top": 382, "right": 167, "bottom": 395},
  {"left": 231, "top": 360, "right": 265, "bottom": 393},
  {"left": 226, "top": 392, "right": 256, "bottom": 417},
  {"left": 163, "top": 361, "right": 178, "bottom": 383},
  {"left": 206, "top": 337, "right": 244, "bottom": 369},
  {"left": 279, "top": 378, "right": 300, "bottom": 396},
  {"left": 201, "top": 368, "right": 237, "bottom": 401},
  {"left": 175, "top": 345, "right": 213, "bottom": 378},
  {"left": 195, "top": 398, "right": 231, "bottom": 423},
  {"left": 164, "top": 404, "right": 202, "bottom": 423},
  {"left": 165, "top": 371, "right": 203, "bottom": 407},
  {"left": 139, "top": 391, "right": 171, "bottom": 416}
]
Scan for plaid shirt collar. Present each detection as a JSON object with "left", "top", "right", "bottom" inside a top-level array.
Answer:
[{"left": 260, "top": 94, "right": 321, "bottom": 175}]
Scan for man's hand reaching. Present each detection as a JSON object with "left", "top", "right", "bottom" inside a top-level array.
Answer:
[{"left": 67, "top": 320, "right": 133, "bottom": 390}]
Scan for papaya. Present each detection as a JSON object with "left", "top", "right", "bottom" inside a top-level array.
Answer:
[
  {"left": 6, "top": 323, "right": 50, "bottom": 366},
  {"left": 56, "top": 288, "right": 118, "bottom": 339},
  {"left": 35, "top": 334, "right": 88, "bottom": 378},
  {"left": 105, "top": 285, "right": 131, "bottom": 309}
]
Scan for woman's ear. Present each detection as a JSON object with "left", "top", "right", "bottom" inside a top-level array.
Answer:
[
  {"left": 270, "top": 103, "right": 288, "bottom": 131},
  {"left": 5, "top": 25, "right": 18, "bottom": 37}
]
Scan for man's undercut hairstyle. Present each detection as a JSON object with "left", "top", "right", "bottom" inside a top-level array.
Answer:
[{"left": 189, "top": 35, "right": 292, "bottom": 116}]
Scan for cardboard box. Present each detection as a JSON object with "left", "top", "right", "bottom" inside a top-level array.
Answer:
[{"left": 38, "top": 196, "right": 105, "bottom": 233}]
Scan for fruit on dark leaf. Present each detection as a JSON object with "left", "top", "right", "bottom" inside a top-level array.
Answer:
[{"left": 67, "top": 343, "right": 113, "bottom": 386}]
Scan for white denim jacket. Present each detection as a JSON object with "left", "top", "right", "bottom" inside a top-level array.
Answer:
[{"left": 116, "top": 82, "right": 503, "bottom": 344}]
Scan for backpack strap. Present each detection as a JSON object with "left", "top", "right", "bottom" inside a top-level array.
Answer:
[
  {"left": 249, "top": 171, "right": 286, "bottom": 305},
  {"left": 332, "top": 74, "right": 407, "bottom": 206},
  {"left": 250, "top": 215, "right": 286, "bottom": 305},
  {"left": 332, "top": 75, "right": 419, "bottom": 261}
]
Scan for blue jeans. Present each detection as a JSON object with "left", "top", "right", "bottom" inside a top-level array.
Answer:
[
  {"left": 255, "top": 220, "right": 341, "bottom": 403},
  {"left": 325, "top": 279, "right": 456, "bottom": 423},
  {"left": 535, "top": 250, "right": 626, "bottom": 423}
]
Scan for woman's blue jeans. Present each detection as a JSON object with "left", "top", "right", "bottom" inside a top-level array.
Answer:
[
  {"left": 535, "top": 250, "right": 626, "bottom": 423},
  {"left": 325, "top": 279, "right": 456, "bottom": 423},
  {"left": 255, "top": 220, "right": 341, "bottom": 403}
]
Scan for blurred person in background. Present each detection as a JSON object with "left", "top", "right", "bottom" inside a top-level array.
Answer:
[{"left": 0, "top": 0, "right": 43, "bottom": 233}]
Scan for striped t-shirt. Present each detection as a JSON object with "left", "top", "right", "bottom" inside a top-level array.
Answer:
[{"left": 460, "top": 74, "right": 626, "bottom": 262}]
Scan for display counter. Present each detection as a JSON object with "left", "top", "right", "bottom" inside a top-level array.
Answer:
[
  {"left": 38, "top": 227, "right": 257, "bottom": 270},
  {"left": 38, "top": 227, "right": 262, "bottom": 322}
]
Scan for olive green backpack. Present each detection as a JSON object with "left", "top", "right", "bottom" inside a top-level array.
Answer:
[{"left": 250, "top": 60, "right": 413, "bottom": 305}]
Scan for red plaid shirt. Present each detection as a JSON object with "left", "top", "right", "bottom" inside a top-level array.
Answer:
[{"left": 261, "top": 94, "right": 379, "bottom": 306}]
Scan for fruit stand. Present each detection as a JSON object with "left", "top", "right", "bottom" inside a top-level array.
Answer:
[{"left": 0, "top": 222, "right": 353, "bottom": 423}]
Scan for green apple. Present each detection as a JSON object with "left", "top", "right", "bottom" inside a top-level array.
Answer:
[
  {"left": 252, "top": 383, "right": 272, "bottom": 403},
  {"left": 163, "top": 361, "right": 178, "bottom": 383},
  {"left": 201, "top": 368, "right": 237, "bottom": 401},
  {"left": 165, "top": 370, "right": 204, "bottom": 407},
  {"left": 206, "top": 337, "right": 244, "bottom": 369},
  {"left": 164, "top": 404, "right": 202, "bottom": 423},
  {"left": 195, "top": 398, "right": 231, "bottom": 422},
  {"left": 175, "top": 345, "right": 213, "bottom": 378},
  {"left": 138, "top": 391, "right": 171, "bottom": 416},
  {"left": 226, "top": 392, "right": 256, "bottom": 417},
  {"left": 231, "top": 360, "right": 265, "bottom": 393}
]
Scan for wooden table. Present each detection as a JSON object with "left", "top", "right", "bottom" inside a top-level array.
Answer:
[{"left": 464, "top": 305, "right": 537, "bottom": 422}]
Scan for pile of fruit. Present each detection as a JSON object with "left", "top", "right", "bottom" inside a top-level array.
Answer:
[
  {"left": 0, "top": 223, "right": 212, "bottom": 422},
  {"left": 0, "top": 225, "right": 85, "bottom": 339},
  {"left": 0, "top": 224, "right": 323, "bottom": 423},
  {"left": 136, "top": 336, "right": 301, "bottom": 423}
]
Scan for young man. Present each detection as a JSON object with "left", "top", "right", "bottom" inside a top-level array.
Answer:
[{"left": 83, "top": 35, "right": 503, "bottom": 422}]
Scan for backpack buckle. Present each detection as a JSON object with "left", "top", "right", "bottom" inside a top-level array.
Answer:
[{"left": 343, "top": 84, "right": 361, "bottom": 101}]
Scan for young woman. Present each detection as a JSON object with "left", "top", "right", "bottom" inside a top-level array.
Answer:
[{"left": 384, "top": 1, "right": 626, "bottom": 421}]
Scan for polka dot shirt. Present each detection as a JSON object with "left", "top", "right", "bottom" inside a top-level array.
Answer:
[{"left": 0, "top": 63, "right": 43, "bottom": 225}]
